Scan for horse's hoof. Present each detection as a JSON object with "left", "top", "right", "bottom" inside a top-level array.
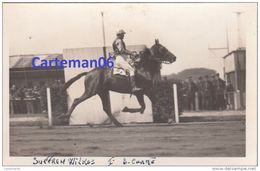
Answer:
[
  {"left": 86, "top": 123, "right": 93, "bottom": 128},
  {"left": 115, "top": 123, "right": 123, "bottom": 127},
  {"left": 57, "top": 115, "right": 64, "bottom": 119},
  {"left": 57, "top": 115, "right": 63, "bottom": 119},
  {"left": 122, "top": 107, "right": 129, "bottom": 112},
  {"left": 168, "top": 118, "right": 174, "bottom": 124},
  {"left": 57, "top": 114, "right": 70, "bottom": 120}
]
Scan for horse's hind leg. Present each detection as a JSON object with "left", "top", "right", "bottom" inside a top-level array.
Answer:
[
  {"left": 61, "top": 90, "right": 92, "bottom": 119},
  {"left": 122, "top": 93, "right": 146, "bottom": 114},
  {"left": 98, "top": 91, "right": 123, "bottom": 127}
]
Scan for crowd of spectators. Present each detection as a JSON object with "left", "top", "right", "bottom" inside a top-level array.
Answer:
[
  {"left": 10, "top": 73, "right": 235, "bottom": 118},
  {"left": 181, "top": 73, "right": 234, "bottom": 111},
  {"left": 10, "top": 80, "right": 67, "bottom": 115}
]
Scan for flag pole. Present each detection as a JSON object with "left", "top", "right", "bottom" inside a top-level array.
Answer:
[
  {"left": 101, "top": 11, "right": 107, "bottom": 58},
  {"left": 101, "top": 11, "right": 112, "bottom": 117}
]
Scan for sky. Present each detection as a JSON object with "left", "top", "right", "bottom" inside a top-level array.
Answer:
[{"left": 4, "top": 3, "right": 256, "bottom": 76}]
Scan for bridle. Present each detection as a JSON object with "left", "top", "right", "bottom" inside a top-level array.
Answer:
[{"left": 149, "top": 46, "right": 172, "bottom": 64}]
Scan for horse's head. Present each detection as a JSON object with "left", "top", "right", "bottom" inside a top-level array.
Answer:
[
  {"left": 150, "top": 39, "right": 176, "bottom": 64},
  {"left": 136, "top": 40, "right": 176, "bottom": 84}
]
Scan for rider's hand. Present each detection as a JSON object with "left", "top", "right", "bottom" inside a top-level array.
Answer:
[
  {"left": 131, "top": 51, "right": 137, "bottom": 56},
  {"left": 135, "top": 57, "right": 141, "bottom": 63}
]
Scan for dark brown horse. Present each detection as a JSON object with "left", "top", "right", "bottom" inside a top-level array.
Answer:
[{"left": 59, "top": 39, "right": 176, "bottom": 126}]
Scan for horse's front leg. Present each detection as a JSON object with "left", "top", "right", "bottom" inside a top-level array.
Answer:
[{"left": 136, "top": 93, "right": 146, "bottom": 114}]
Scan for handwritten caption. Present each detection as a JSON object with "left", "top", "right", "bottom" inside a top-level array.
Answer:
[{"left": 33, "top": 156, "right": 156, "bottom": 166}]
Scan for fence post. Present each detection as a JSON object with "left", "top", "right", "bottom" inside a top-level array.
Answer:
[
  {"left": 195, "top": 92, "right": 199, "bottom": 111},
  {"left": 173, "top": 84, "right": 179, "bottom": 123},
  {"left": 47, "top": 87, "right": 53, "bottom": 128},
  {"left": 234, "top": 90, "right": 241, "bottom": 110}
]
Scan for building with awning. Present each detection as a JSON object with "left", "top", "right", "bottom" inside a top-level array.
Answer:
[
  {"left": 10, "top": 54, "right": 66, "bottom": 115},
  {"left": 10, "top": 54, "right": 65, "bottom": 88}
]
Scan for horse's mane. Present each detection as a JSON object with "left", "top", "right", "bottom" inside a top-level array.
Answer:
[
  {"left": 136, "top": 47, "right": 162, "bottom": 83},
  {"left": 139, "top": 48, "right": 161, "bottom": 72}
]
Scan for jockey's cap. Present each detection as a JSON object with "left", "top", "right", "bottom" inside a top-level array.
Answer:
[{"left": 117, "top": 29, "right": 126, "bottom": 35}]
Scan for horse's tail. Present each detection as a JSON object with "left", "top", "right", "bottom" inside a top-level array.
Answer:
[{"left": 62, "top": 72, "right": 89, "bottom": 91}]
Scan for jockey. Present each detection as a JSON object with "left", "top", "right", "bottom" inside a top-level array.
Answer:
[{"left": 112, "top": 29, "right": 142, "bottom": 93}]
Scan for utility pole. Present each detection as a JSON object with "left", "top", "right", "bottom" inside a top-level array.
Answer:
[
  {"left": 208, "top": 25, "right": 230, "bottom": 80},
  {"left": 225, "top": 25, "right": 230, "bottom": 53},
  {"left": 234, "top": 11, "right": 244, "bottom": 48},
  {"left": 233, "top": 11, "right": 244, "bottom": 92},
  {"left": 101, "top": 11, "right": 112, "bottom": 117},
  {"left": 101, "top": 11, "right": 107, "bottom": 58}
]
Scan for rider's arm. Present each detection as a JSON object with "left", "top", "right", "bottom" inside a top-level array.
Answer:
[
  {"left": 116, "top": 39, "right": 133, "bottom": 55},
  {"left": 121, "top": 49, "right": 133, "bottom": 55}
]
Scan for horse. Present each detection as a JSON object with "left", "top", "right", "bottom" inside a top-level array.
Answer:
[{"left": 58, "top": 39, "right": 176, "bottom": 126}]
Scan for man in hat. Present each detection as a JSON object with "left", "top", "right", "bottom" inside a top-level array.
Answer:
[
  {"left": 197, "top": 76, "right": 204, "bottom": 110},
  {"left": 203, "top": 75, "right": 212, "bottom": 110},
  {"left": 214, "top": 73, "right": 226, "bottom": 110},
  {"left": 112, "top": 29, "right": 141, "bottom": 93},
  {"left": 186, "top": 76, "right": 196, "bottom": 111},
  {"left": 210, "top": 74, "right": 216, "bottom": 110}
]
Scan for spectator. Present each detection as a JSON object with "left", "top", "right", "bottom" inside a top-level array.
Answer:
[
  {"left": 210, "top": 75, "right": 216, "bottom": 110},
  {"left": 181, "top": 80, "right": 188, "bottom": 110},
  {"left": 24, "top": 85, "right": 35, "bottom": 114},
  {"left": 214, "top": 73, "right": 226, "bottom": 110},
  {"left": 12, "top": 86, "right": 26, "bottom": 114},
  {"left": 226, "top": 83, "right": 234, "bottom": 110},
  {"left": 32, "top": 84, "right": 41, "bottom": 113},
  {"left": 187, "top": 76, "right": 196, "bottom": 111},
  {"left": 197, "top": 76, "right": 204, "bottom": 111},
  {"left": 226, "top": 83, "right": 234, "bottom": 92},
  {"left": 203, "top": 75, "right": 212, "bottom": 110},
  {"left": 39, "top": 81, "right": 47, "bottom": 113},
  {"left": 10, "top": 84, "right": 17, "bottom": 115}
]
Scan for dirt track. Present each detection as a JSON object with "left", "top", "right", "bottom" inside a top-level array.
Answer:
[{"left": 10, "top": 121, "right": 245, "bottom": 157}]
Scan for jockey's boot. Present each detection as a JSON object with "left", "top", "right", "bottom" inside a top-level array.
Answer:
[{"left": 130, "top": 76, "right": 142, "bottom": 93}]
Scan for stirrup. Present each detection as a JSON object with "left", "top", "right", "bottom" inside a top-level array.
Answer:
[{"left": 131, "top": 87, "right": 142, "bottom": 93}]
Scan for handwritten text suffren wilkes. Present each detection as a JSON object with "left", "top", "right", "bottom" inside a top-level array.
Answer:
[
  {"left": 32, "top": 156, "right": 156, "bottom": 166},
  {"left": 33, "top": 156, "right": 95, "bottom": 166}
]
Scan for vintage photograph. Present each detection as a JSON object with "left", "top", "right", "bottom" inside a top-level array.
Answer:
[{"left": 3, "top": 2, "right": 257, "bottom": 166}]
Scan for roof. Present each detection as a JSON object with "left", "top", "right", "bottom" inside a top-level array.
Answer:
[
  {"left": 222, "top": 48, "right": 246, "bottom": 59},
  {"left": 9, "top": 54, "right": 63, "bottom": 68}
]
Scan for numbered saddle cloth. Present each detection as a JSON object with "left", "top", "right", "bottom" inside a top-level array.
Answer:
[
  {"left": 113, "top": 54, "right": 134, "bottom": 76},
  {"left": 113, "top": 67, "right": 128, "bottom": 76}
]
